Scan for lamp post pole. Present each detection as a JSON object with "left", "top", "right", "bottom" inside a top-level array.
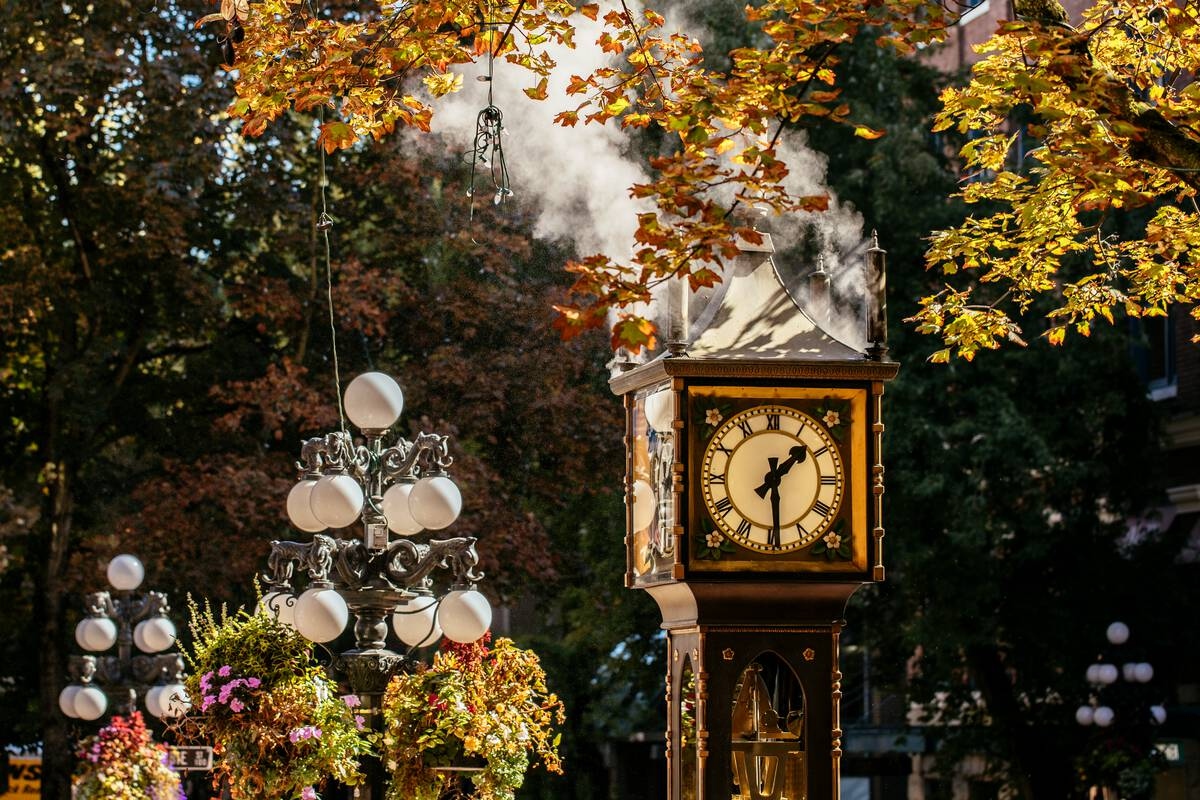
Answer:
[
  {"left": 1075, "top": 622, "right": 1167, "bottom": 799},
  {"left": 259, "top": 372, "right": 495, "bottom": 800},
  {"left": 58, "top": 554, "right": 190, "bottom": 723}
]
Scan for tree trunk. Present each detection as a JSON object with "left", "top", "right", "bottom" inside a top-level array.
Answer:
[
  {"left": 967, "top": 645, "right": 1073, "bottom": 799},
  {"left": 38, "top": 459, "right": 74, "bottom": 800}
]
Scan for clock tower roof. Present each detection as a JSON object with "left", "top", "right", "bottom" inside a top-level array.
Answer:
[{"left": 610, "top": 233, "right": 897, "bottom": 395}]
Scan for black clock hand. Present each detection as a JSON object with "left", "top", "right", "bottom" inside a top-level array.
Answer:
[{"left": 754, "top": 445, "right": 808, "bottom": 499}]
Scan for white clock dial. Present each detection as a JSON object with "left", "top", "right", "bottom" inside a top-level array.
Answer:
[{"left": 701, "top": 405, "right": 844, "bottom": 552}]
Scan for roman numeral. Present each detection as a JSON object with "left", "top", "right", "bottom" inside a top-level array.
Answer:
[
  {"left": 812, "top": 445, "right": 829, "bottom": 458},
  {"left": 796, "top": 522, "right": 808, "bottom": 538},
  {"left": 714, "top": 497, "right": 733, "bottom": 516},
  {"left": 820, "top": 476, "right": 837, "bottom": 485},
  {"left": 709, "top": 472, "right": 725, "bottom": 485},
  {"left": 737, "top": 518, "right": 752, "bottom": 537},
  {"left": 766, "top": 413, "right": 780, "bottom": 430},
  {"left": 737, "top": 419, "right": 754, "bottom": 437},
  {"left": 812, "top": 500, "right": 832, "bottom": 517},
  {"left": 716, "top": 443, "right": 732, "bottom": 456}
]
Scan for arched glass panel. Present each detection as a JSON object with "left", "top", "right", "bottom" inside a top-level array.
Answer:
[{"left": 730, "top": 652, "right": 806, "bottom": 800}]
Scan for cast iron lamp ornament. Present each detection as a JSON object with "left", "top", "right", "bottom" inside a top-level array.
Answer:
[
  {"left": 260, "top": 371, "right": 492, "bottom": 694},
  {"left": 59, "top": 554, "right": 190, "bottom": 722}
]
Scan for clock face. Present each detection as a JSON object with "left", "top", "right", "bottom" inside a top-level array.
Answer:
[{"left": 701, "top": 405, "right": 844, "bottom": 553}]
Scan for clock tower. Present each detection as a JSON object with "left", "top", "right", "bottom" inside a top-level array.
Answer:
[{"left": 611, "top": 232, "right": 896, "bottom": 800}]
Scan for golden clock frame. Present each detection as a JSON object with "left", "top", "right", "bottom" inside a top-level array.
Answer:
[{"left": 684, "top": 385, "right": 870, "bottom": 575}]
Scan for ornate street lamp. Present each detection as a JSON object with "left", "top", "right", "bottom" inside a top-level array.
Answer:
[
  {"left": 260, "top": 371, "right": 493, "bottom": 695},
  {"left": 1075, "top": 621, "right": 1167, "bottom": 729},
  {"left": 58, "top": 554, "right": 190, "bottom": 722}
]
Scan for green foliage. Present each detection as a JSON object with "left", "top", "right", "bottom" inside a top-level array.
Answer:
[{"left": 185, "top": 597, "right": 314, "bottom": 690}]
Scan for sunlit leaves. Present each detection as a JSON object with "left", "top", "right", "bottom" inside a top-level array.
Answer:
[
  {"left": 197, "top": 0, "right": 949, "bottom": 352},
  {"left": 914, "top": 1, "right": 1200, "bottom": 359}
]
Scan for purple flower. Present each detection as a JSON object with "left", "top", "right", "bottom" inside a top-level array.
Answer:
[
  {"left": 217, "top": 665, "right": 232, "bottom": 678},
  {"left": 218, "top": 684, "right": 234, "bottom": 704},
  {"left": 229, "top": 698, "right": 245, "bottom": 713},
  {"left": 342, "top": 694, "right": 361, "bottom": 708},
  {"left": 354, "top": 714, "right": 365, "bottom": 730},
  {"left": 201, "top": 695, "right": 216, "bottom": 712},
  {"left": 199, "top": 671, "right": 213, "bottom": 691},
  {"left": 301, "top": 787, "right": 318, "bottom": 800},
  {"left": 246, "top": 677, "right": 261, "bottom": 689}
]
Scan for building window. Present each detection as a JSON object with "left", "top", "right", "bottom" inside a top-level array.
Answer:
[
  {"left": 957, "top": 0, "right": 991, "bottom": 25},
  {"left": 1132, "top": 312, "right": 1177, "bottom": 400}
]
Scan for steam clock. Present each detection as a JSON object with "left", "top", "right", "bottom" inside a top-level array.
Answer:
[{"left": 611, "top": 232, "right": 895, "bottom": 800}]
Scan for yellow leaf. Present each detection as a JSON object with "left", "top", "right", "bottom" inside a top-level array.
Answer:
[
  {"left": 523, "top": 77, "right": 549, "bottom": 101},
  {"left": 853, "top": 125, "right": 885, "bottom": 140}
]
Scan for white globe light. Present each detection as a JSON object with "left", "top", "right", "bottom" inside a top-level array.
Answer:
[
  {"left": 1122, "top": 662, "right": 1138, "bottom": 683},
  {"left": 59, "top": 686, "right": 82, "bottom": 718},
  {"left": 258, "top": 592, "right": 297, "bottom": 628},
  {"left": 393, "top": 596, "right": 442, "bottom": 647},
  {"left": 160, "top": 683, "right": 190, "bottom": 718},
  {"left": 1075, "top": 705, "right": 1094, "bottom": 726},
  {"left": 74, "top": 685, "right": 108, "bottom": 721},
  {"left": 145, "top": 684, "right": 166, "bottom": 718},
  {"left": 438, "top": 589, "right": 492, "bottom": 644},
  {"left": 632, "top": 480, "right": 656, "bottom": 532},
  {"left": 309, "top": 474, "right": 364, "bottom": 529},
  {"left": 1093, "top": 706, "right": 1115, "bottom": 727},
  {"left": 1106, "top": 621, "right": 1130, "bottom": 645},
  {"left": 1150, "top": 705, "right": 1167, "bottom": 725},
  {"left": 409, "top": 476, "right": 462, "bottom": 530},
  {"left": 382, "top": 482, "right": 423, "bottom": 535},
  {"left": 1085, "top": 664, "right": 1101, "bottom": 684},
  {"left": 134, "top": 617, "right": 176, "bottom": 653},
  {"left": 107, "top": 554, "right": 145, "bottom": 591},
  {"left": 1134, "top": 662, "right": 1154, "bottom": 683},
  {"left": 294, "top": 587, "right": 349, "bottom": 643},
  {"left": 287, "top": 480, "right": 327, "bottom": 533},
  {"left": 344, "top": 372, "right": 405, "bottom": 431},
  {"left": 76, "top": 617, "right": 117, "bottom": 652},
  {"left": 643, "top": 388, "right": 675, "bottom": 433},
  {"left": 1097, "top": 664, "right": 1119, "bottom": 685}
]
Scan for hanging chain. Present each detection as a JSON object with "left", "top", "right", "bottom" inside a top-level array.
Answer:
[{"left": 316, "top": 116, "right": 347, "bottom": 433}]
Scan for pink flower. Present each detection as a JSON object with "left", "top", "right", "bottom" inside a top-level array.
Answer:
[
  {"left": 217, "top": 665, "right": 233, "bottom": 678},
  {"left": 229, "top": 698, "right": 245, "bottom": 713},
  {"left": 301, "top": 787, "right": 318, "bottom": 800},
  {"left": 246, "top": 677, "right": 261, "bottom": 689},
  {"left": 289, "top": 725, "right": 322, "bottom": 743},
  {"left": 354, "top": 715, "right": 365, "bottom": 730},
  {"left": 342, "top": 694, "right": 361, "bottom": 708}
]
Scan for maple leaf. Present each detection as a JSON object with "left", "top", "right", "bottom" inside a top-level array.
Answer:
[
  {"left": 610, "top": 315, "right": 658, "bottom": 354},
  {"left": 317, "top": 120, "right": 358, "bottom": 153}
]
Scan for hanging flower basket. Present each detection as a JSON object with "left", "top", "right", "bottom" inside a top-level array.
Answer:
[
  {"left": 73, "top": 711, "right": 182, "bottom": 800},
  {"left": 380, "top": 634, "right": 565, "bottom": 800},
  {"left": 177, "top": 600, "right": 370, "bottom": 800}
]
